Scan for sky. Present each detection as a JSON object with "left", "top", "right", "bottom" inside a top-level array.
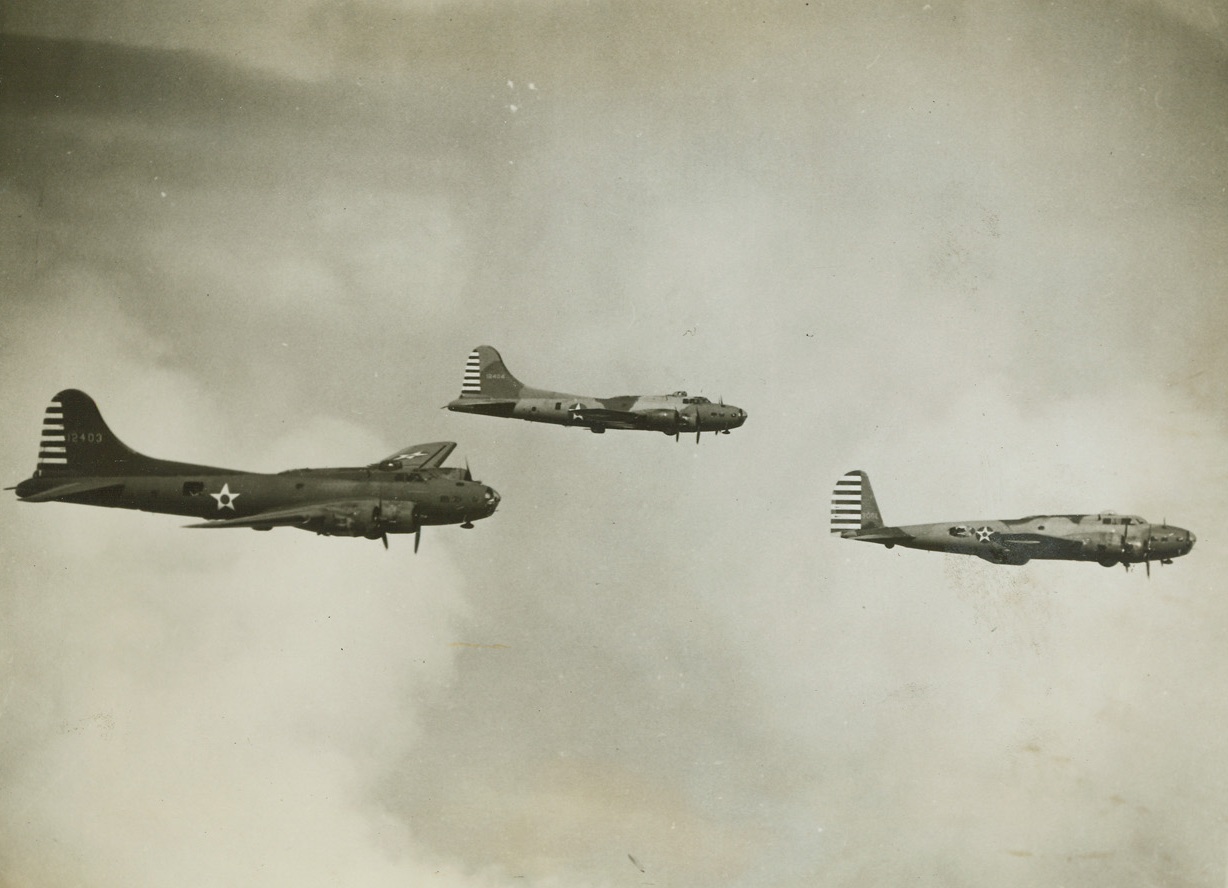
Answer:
[{"left": 1, "top": 1, "right": 1227, "bottom": 885}]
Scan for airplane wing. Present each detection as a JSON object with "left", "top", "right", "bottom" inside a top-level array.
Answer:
[
  {"left": 995, "top": 532, "right": 1086, "bottom": 558},
  {"left": 373, "top": 442, "right": 457, "bottom": 470},
  {"left": 567, "top": 407, "right": 648, "bottom": 430},
  {"left": 184, "top": 500, "right": 377, "bottom": 530}
]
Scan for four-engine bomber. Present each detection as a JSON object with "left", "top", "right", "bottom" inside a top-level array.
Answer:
[
  {"left": 831, "top": 470, "right": 1195, "bottom": 573},
  {"left": 12, "top": 390, "right": 499, "bottom": 551}
]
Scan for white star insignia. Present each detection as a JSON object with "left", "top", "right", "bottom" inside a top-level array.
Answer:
[
  {"left": 211, "top": 483, "right": 241, "bottom": 511},
  {"left": 974, "top": 526, "right": 994, "bottom": 543}
]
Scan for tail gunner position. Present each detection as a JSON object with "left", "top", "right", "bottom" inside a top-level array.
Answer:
[
  {"left": 446, "top": 346, "right": 747, "bottom": 442},
  {"left": 831, "top": 470, "right": 1194, "bottom": 574},
  {"left": 11, "top": 390, "right": 500, "bottom": 551}
]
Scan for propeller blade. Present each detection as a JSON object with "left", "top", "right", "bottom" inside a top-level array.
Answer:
[
  {"left": 414, "top": 526, "right": 421, "bottom": 554},
  {"left": 1145, "top": 559, "right": 1151, "bottom": 578},
  {"left": 381, "top": 532, "right": 389, "bottom": 550}
]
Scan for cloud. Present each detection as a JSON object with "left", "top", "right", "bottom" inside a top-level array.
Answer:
[
  {"left": 0, "top": 288, "right": 511, "bottom": 886},
  {"left": 2, "top": 1, "right": 1227, "bottom": 885}
]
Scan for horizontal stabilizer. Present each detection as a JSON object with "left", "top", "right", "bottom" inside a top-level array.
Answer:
[
  {"left": 18, "top": 479, "right": 125, "bottom": 503},
  {"left": 844, "top": 527, "right": 912, "bottom": 544}
]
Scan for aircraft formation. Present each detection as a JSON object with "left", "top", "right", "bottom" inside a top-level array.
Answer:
[{"left": 11, "top": 347, "right": 1198, "bottom": 572}]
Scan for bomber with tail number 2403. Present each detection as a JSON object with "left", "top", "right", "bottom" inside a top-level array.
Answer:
[
  {"left": 830, "top": 470, "right": 1194, "bottom": 574},
  {"left": 10, "top": 390, "right": 500, "bottom": 551},
  {"left": 445, "top": 346, "right": 747, "bottom": 441}
]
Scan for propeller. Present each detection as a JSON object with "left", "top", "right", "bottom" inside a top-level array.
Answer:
[
  {"left": 414, "top": 526, "right": 421, "bottom": 554},
  {"left": 375, "top": 498, "right": 389, "bottom": 550},
  {"left": 1120, "top": 523, "right": 1154, "bottom": 577},
  {"left": 688, "top": 406, "right": 701, "bottom": 444}
]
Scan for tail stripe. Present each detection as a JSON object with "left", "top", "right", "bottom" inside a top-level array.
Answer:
[
  {"left": 461, "top": 351, "right": 483, "bottom": 394},
  {"left": 38, "top": 401, "right": 70, "bottom": 469},
  {"left": 830, "top": 471, "right": 864, "bottom": 533}
]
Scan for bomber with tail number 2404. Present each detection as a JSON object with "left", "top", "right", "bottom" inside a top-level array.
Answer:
[
  {"left": 445, "top": 346, "right": 747, "bottom": 442},
  {"left": 830, "top": 470, "right": 1194, "bottom": 574},
  {"left": 10, "top": 390, "right": 500, "bottom": 551}
]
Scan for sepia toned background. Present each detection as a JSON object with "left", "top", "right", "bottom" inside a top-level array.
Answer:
[{"left": 2, "top": 1, "right": 1227, "bottom": 885}]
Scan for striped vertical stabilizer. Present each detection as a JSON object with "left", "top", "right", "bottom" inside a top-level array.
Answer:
[
  {"left": 831, "top": 469, "right": 884, "bottom": 535},
  {"left": 454, "top": 346, "right": 524, "bottom": 400},
  {"left": 30, "top": 389, "right": 151, "bottom": 476}
]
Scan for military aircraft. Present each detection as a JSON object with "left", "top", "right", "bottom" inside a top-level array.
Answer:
[
  {"left": 10, "top": 389, "right": 500, "bottom": 551},
  {"left": 445, "top": 346, "right": 747, "bottom": 441},
  {"left": 831, "top": 470, "right": 1194, "bottom": 574}
]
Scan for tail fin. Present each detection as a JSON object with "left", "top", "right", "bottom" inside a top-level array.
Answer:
[
  {"left": 830, "top": 470, "right": 885, "bottom": 535},
  {"left": 458, "top": 346, "right": 524, "bottom": 400},
  {"left": 33, "top": 389, "right": 157, "bottom": 477}
]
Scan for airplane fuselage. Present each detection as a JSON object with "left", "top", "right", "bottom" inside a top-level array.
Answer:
[
  {"left": 16, "top": 465, "right": 498, "bottom": 536},
  {"left": 450, "top": 388, "right": 747, "bottom": 435}
]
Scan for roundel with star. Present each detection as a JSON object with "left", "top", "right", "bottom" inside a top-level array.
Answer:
[{"left": 210, "top": 483, "right": 240, "bottom": 510}]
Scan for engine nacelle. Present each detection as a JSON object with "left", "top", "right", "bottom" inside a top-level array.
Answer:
[
  {"left": 319, "top": 505, "right": 379, "bottom": 537},
  {"left": 375, "top": 502, "right": 418, "bottom": 534},
  {"left": 317, "top": 502, "right": 416, "bottom": 538},
  {"left": 639, "top": 408, "right": 682, "bottom": 434}
]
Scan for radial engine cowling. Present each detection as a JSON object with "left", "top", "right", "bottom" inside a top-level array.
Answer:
[
  {"left": 640, "top": 409, "right": 682, "bottom": 435},
  {"left": 373, "top": 502, "right": 417, "bottom": 534},
  {"left": 319, "top": 505, "right": 380, "bottom": 537}
]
